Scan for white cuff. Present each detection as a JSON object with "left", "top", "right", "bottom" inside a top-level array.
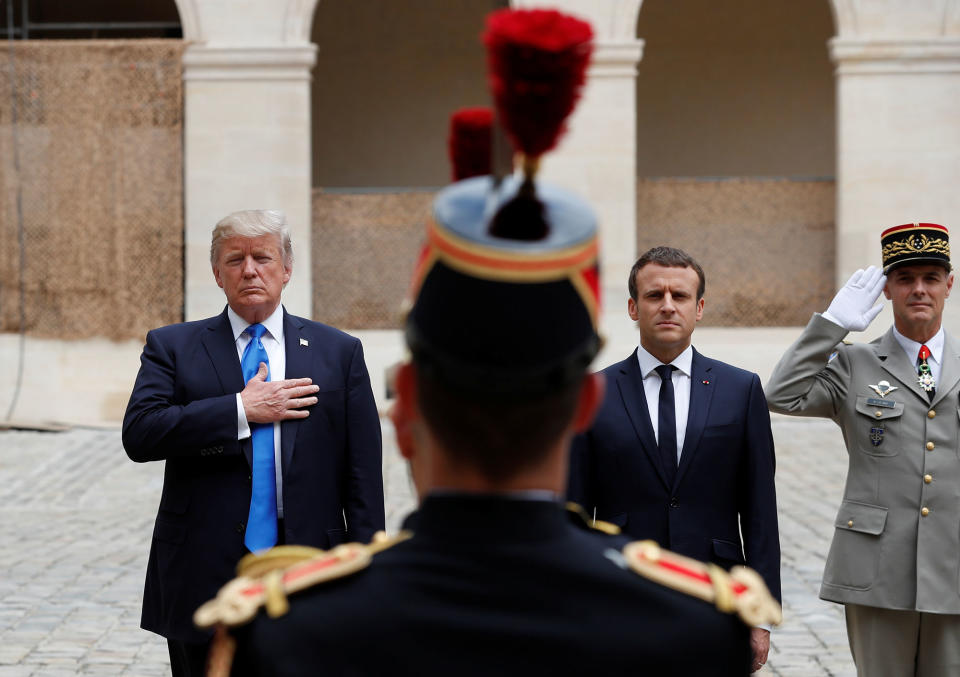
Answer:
[
  {"left": 820, "top": 310, "right": 843, "bottom": 328},
  {"left": 237, "top": 394, "right": 251, "bottom": 440}
]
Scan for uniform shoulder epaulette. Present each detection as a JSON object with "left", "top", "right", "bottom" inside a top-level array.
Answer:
[
  {"left": 565, "top": 501, "right": 621, "bottom": 535},
  {"left": 194, "top": 531, "right": 411, "bottom": 630},
  {"left": 623, "top": 540, "right": 782, "bottom": 627}
]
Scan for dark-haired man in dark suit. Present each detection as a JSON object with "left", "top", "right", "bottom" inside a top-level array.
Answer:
[{"left": 568, "top": 246, "right": 781, "bottom": 673}]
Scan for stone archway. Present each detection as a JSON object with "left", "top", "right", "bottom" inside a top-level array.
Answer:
[{"left": 633, "top": 0, "right": 837, "bottom": 327}]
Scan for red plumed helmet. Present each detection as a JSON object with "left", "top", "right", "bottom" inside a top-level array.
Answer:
[
  {"left": 483, "top": 8, "right": 593, "bottom": 162},
  {"left": 448, "top": 107, "right": 493, "bottom": 181}
]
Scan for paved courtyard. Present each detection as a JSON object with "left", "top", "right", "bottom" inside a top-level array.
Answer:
[{"left": 0, "top": 416, "right": 855, "bottom": 676}]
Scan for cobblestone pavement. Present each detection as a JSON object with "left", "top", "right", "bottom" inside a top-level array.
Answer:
[{"left": 0, "top": 417, "right": 855, "bottom": 676}]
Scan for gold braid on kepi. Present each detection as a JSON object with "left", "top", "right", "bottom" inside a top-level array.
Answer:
[
  {"left": 403, "top": 8, "right": 600, "bottom": 398},
  {"left": 880, "top": 222, "right": 951, "bottom": 273},
  {"left": 623, "top": 541, "right": 783, "bottom": 628}
]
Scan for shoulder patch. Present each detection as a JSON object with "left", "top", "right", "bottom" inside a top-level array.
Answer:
[
  {"left": 623, "top": 540, "right": 781, "bottom": 627},
  {"left": 194, "top": 531, "right": 412, "bottom": 630},
  {"left": 565, "top": 502, "right": 621, "bottom": 535}
]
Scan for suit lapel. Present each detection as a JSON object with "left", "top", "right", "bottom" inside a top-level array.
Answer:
[
  {"left": 675, "top": 349, "right": 714, "bottom": 489},
  {"left": 876, "top": 329, "right": 931, "bottom": 404},
  {"left": 201, "top": 308, "right": 251, "bottom": 467},
  {"left": 931, "top": 331, "right": 960, "bottom": 408},
  {"left": 616, "top": 351, "right": 670, "bottom": 491},
  {"left": 280, "top": 308, "right": 310, "bottom": 473}
]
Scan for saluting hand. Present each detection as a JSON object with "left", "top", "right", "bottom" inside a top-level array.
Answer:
[
  {"left": 241, "top": 362, "right": 320, "bottom": 423},
  {"left": 823, "top": 265, "right": 886, "bottom": 332}
]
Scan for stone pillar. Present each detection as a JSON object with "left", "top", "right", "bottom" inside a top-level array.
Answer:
[
  {"left": 181, "top": 0, "right": 318, "bottom": 320},
  {"left": 512, "top": 0, "right": 644, "bottom": 316},
  {"left": 829, "top": 1, "right": 960, "bottom": 334}
]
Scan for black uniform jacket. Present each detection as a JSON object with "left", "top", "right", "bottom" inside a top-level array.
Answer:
[{"left": 230, "top": 495, "right": 751, "bottom": 676}]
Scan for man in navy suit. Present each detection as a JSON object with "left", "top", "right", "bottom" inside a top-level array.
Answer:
[
  {"left": 122, "top": 209, "right": 384, "bottom": 676},
  {"left": 568, "top": 246, "right": 780, "bottom": 673}
]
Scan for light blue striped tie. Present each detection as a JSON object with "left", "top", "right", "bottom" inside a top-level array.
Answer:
[{"left": 240, "top": 323, "right": 278, "bottom": 552}]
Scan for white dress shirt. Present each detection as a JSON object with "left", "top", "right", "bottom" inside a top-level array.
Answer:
[
  {"left": 892, "top": 325, "right": 944, "bottom": 386},
  {"left": 229, "top": 305, "right": 286, "bottom": 518},
  {"left": 636, "top": 343, "right": 693, "bottom": 463}
]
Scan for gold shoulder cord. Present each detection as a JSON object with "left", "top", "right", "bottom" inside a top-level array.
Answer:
[
  {"left": 197, "top": 531, "right": 412, "bottom": 677},
  {"left": 564, "top": 502, "right": 621, "bottom": 535},
  {"left": 622, "top": 540, "right": 782, "bottom": 627}
]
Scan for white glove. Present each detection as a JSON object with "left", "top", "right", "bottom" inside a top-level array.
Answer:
[{"left": 822, "top": 266, "right": 886, "bottom": 332}]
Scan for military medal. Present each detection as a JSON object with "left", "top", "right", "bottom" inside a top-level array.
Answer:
[
  {"left": 869, "top": 380, "right": 898, "bottom": 397},
  {"left": 917, "top": 345, "right": 936, "bottom": 392},
  {"left": 869, "top": 426, "right": 884, "bottom": 447}
]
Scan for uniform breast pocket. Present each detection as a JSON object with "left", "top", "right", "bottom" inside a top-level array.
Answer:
[{"left": 854, "top": 396, "right": 903, "bottom": 457}]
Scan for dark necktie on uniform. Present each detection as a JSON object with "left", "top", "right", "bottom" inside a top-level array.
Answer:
[
  {"left": 917, "top": 343, "right": 936, "bottom": 400},
  {"left": 655, "top": 364, "right": 678, "bottom": 488},
  {"left": 241, "top": 323, "right": 278, "bottom": 552}
]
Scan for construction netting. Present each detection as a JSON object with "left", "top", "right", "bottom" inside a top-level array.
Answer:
[
  {"left": 0, "top": 40, "right": 185, "bottom": 341},
  {"left": 636, "top": 178, "right": 836, "bottom": 326},
  {"left": 311, "top": 179, "right": 835, "bottom": 329},
  {"left": 312, "top": 190, "right": 432, "bottom": 329}
]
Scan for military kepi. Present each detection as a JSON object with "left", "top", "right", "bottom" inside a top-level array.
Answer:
[
  {"left": 880, "top": 223, "right": 951, "bottom": 273},
  {"left": 404, "top": 8, "right": 600, "bottom": 396}
]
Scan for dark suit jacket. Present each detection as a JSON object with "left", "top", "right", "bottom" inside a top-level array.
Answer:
[
  {"left": 568, "top": 348, "right": 781, "bottom": 602},
  {"left": 122, "top": 306, "right": 384, "bottom": 642},
  {"left": 231, "top": 496, "right": 752, "bottom": 676}
]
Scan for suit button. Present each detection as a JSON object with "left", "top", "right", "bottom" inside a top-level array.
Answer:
[
  {"left": 669, "top": 497, "right": 679, "bottom": 508},
  {"left": 926, "top": 441, "right": 935, "bottom": 451},
  {"left": 247, "top": 474, "right": 252, "bottom": 483},
  {"left": 928, "top": 410, "right": 936, "bottom": 419},
  {"left": 921, "top": 507, "right": 930, "bottom": 517},
  {"left": 847, "top": 520, "right": 854, "bottom": 527},
  {"left": 924, "top": 474, "right": 933, "bottom": 484},
  {"left": 236, "top": 522, "right": 245, "bottom": 533}
]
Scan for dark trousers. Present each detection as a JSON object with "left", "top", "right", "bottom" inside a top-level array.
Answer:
[{"left": 168, "top": 638, "right": 210, "bottom": 677}]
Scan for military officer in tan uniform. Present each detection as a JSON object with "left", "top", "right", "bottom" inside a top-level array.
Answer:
[{"left": 767, "top": 223, "right": 958, "bottom": 676}]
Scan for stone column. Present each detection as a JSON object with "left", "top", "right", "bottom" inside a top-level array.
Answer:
[
  {"left": 180, "top": 0, "right": 318, "bottom": 320},
  {"left": 512, "top": 0, "right": 644, "bottom": 317},
  {"left": 829, "top": 1, "right": 960, "bottom": 334}
]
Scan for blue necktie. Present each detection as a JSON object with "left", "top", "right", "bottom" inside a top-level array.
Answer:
[
  {"left": 655, "top": 364, "right": 678, "bottom": 488},
  {"left": 241, "top": 323, "right": 278, "bottom": 552}
]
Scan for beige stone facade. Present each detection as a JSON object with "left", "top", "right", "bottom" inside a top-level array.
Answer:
[{"left": 3, "top": 0, "right": 960, "bottom": 424}]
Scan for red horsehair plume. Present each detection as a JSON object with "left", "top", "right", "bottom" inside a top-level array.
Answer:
[
  {"left": 483, "top": 8, "right": 593, "bottom": 171},
  {"left": 448, "top": 107, "right": 493, "bottom": 181}
]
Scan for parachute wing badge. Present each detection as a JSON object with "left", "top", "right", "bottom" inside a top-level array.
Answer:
[{"left": 623, "top": 540, "right": 782, "bottom": 627}]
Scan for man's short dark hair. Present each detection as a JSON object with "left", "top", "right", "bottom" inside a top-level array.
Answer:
[
  {"left": 415, "top": 366, "right": 583, "bottom": 483},
  {"left": 628, "top": 247, "right": 706, "bottom": 301}
]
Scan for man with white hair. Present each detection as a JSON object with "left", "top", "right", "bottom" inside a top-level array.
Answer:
[{"left": 123, "top": 209, "right": 384, "bottom": 676}]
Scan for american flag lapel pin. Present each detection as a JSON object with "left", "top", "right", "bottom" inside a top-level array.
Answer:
[{"left": 300, "top": 338, "right": 309, "bottom": 347}]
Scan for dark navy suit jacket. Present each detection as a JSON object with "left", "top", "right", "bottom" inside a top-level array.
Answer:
[
  {"left": 568, "top": 348, "right": 781, "bottom": 603},
  {"left": 122, "top": 307, "right": 384, "bottom": 642}
]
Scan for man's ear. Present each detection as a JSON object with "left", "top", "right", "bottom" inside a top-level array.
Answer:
[
  {"left": 571, "top": 372, "right": 605, "bottom": 433},
  {"left": 391, "top": 362, "right": 418, "bottom": 461},
  {"left": 695, "top": 297, "right": 705, "bottom": 322},
  {"left": 627, "top": 297, "right": 639, "bottom": 321},
  {"left": 213, "top": 265, "right": 224, "bottom": 289},
  {"left": 946, "top": 272, "right": 954, "bottom": 298}
]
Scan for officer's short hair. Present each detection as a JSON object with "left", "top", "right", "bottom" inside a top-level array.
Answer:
[
  {"left": 416, "top": 367, "right": 583, "bottom": 483},
  {"left": 629, "top": 247, "right": 705, "bottom": 301}
]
